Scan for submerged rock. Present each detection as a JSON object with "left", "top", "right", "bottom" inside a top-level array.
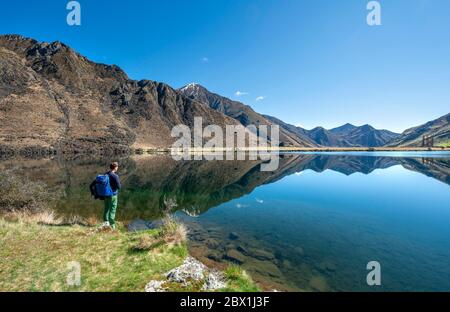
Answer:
[
  {"left": 249, "top": 248, "right": 275, "bottom": 261},
  {"left": 224, "top": 249, "right": 246, "bottom": 264},
  {"left": 236, "top": 245, "right": 250, "bottom": 256},
  {"left": 318, "top": 260, "right": 337, "bottom": 273},
  {"left": 207, "top": 252, "right": 223, "bottom": 262},
  {"left": 205, "top": 238, "right": 220, "bottom": 249},
  {"left": 229, "top": 232, "right": 239, "bottom": 240},
  {"left": 251, "top": 259, "right": 283, "bottom": 278},
  {"left": 128, "top": 219, "right": 163, "bottom": 232},
  {"left": 309, "top": 276, "right": 330, "bottom": 292},
  {"left": 282, "top": 259, "right": 292, "bottom": 268},
  {"left": 294, "top": 246, "right": 305, "bottom": 255}
]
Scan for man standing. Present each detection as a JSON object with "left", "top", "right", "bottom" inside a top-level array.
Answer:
[{"left": 103, "top": 162, "right": 121, "bottom": 230}]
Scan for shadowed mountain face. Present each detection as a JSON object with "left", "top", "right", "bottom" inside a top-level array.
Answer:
[
  {"left": 389, "top": 113, "right": 450, "bottom": 147},
  {"left": 306, "top": 127, "right": 350, "bottom": 147},
  {"left": 0, "top": 35, "right": 240, "bottom": 155},
  {"left": 333, "top": 124, "right": 400, "bottom": 147},
  {"left": 178, "top": 83, "right": 316, "bottom": 147},
  {"left": 2, "top": 154, "right": 448, "bottom": 220},
  {"left": 264, "top": 115, "right": 400, "bottom": 147},
  {"left": 328, "top": 123, "right": 358, "bottom": 135}
]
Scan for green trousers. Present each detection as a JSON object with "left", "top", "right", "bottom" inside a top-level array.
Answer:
[{"left": 103, "top": 195, "right": 118, "bottom": 229}]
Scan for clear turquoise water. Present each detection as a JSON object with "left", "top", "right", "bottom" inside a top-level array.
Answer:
[
  {"left": 184, "top": 161, "right": 450, "bottom": 291},
  {"left": 2, "top": 152, "right": 449, "bottom": 291},
  {"left": 177, "top": 152, "right": 450, "bottom": 291}
]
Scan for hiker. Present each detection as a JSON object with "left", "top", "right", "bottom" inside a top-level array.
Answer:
[
  {"left": 103, "top": 162, "right": 121, "bottom": 229},
  {"left": 90, "top": 162, "right": 122, "bottom": 230}
]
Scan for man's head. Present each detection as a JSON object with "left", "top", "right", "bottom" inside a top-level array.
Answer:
[{"left": 110, "top": 162, "right": 119, "bottom": 173}]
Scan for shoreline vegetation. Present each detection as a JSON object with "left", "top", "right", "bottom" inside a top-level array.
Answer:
[
  {"left": 1, "top": 146, "right": 449, "bottom": 159},
  {"left": 0, "top": 170, "right": 259, "bottom": 292}
]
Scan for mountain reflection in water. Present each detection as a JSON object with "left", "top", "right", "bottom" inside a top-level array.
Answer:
[
  {"left": 1, "top": 153, "right": 449, "bottom": 219},
  {"left": 1, "top": 152, "right": 449, "bottom": 291}
]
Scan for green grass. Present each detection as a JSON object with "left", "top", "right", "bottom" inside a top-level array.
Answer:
[
  {"left": 0, "top": 218, "right": 259, "bottom": 292},
  {"left": 0, "top": 219, "right": 186, "bottom": 292},
  {"left": 220, "top": 265, "right": 260, "bottom": 292},
  {"left": 437, "top": 140, "right": 450, "bottom": 148}
]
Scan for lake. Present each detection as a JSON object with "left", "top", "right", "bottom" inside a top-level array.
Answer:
[{"left": 1, "top": 152, "right": 449, "bottom": 291}]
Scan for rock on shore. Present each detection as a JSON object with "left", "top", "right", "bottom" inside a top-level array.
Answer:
[{"left": 145, "top": 257, "right": 227, "bottom": 292}]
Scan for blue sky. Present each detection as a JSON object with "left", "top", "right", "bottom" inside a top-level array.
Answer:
[{"left": 1, "top": 0, "right": 449, "bottom": 132}]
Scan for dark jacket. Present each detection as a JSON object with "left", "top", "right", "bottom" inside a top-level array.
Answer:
[{"left": 107, "top": 171, "right": 121, "bottom": 194}]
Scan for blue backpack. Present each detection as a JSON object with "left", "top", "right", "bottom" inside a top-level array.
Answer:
[{"left": 93, "top": 174, "right": 114, "bottom": 199}]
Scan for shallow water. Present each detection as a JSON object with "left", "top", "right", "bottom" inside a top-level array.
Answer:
[{"left": 2, "top": 152, "right": 450, "bottom": 291}]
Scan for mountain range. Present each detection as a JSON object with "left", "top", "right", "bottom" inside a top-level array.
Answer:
[
  {"left": 388, "top": 113, "right": 450, "bottom": 147},
  {"left": 0, "top": 35, "right": 449, "bottom": 155},
  {"left": 262, "top": 116, "right": 399, "bottom": 147}
]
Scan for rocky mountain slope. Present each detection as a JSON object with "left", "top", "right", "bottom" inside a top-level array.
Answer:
[
  {"left": 178, "top": 83, "right": 316, "bottom": 147},
  {"left": 388, "top": 113, "right": 450, "bottom": 147},
  {"left": 0, "top": 35, "right": 240, "bottom": 155}
]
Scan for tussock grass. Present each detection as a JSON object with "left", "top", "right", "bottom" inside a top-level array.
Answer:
[
  {"left": 160, "top": 215, "right": 187, "bottom": 246},
  {"left": 134, "top": 196, "right": 188, "bottom": 252},
  {"left": 133, "top": 215, "right": 187, "bottom": 252}
]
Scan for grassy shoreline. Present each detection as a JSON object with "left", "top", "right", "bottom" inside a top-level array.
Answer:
[
  {"left": 3, "top": 146, "right": 449, "bottom": 160},
  {"left": 0, "top": 215, "right": 259, "bottom": 292}
]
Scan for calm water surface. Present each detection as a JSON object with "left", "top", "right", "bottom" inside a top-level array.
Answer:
[{"left": 2, "top": 152, "right": 449, "bottom": 291}]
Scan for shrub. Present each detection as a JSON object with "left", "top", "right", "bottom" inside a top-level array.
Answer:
[{"left": 0, "top": 169, "right": 57, "bottom": 213}]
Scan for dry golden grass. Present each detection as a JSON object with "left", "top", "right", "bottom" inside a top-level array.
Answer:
[
  {"left": 3, "top": 209, "right": 98, "bottom": 227},
  {"left": 3, "top": 209, "right": 62, "bottom": 225}
]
